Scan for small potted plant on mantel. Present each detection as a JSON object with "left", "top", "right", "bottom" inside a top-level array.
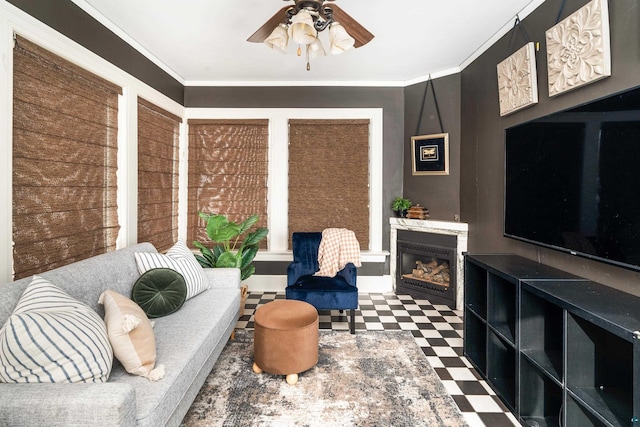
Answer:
[{"left": 391, "top": 197, "right": 412, "bottom": 218}]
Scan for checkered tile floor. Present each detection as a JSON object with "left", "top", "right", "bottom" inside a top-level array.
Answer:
[{"left": 236, "top": 292, "right": 519, "bottom": 427}]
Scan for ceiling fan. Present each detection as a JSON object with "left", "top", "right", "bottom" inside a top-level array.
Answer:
[{"left": 248, "top": 0, "right": 374, "bottom": 69}]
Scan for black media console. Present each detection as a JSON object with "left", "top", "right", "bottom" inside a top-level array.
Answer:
[{"left": 464, "top": 254, "right": 640, "bottom": 427}]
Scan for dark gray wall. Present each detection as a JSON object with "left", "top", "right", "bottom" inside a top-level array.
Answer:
[
  {"left": 404, "top": 74, "right": 462, "bottom": 221},
  {"left": 461, "top": 0, "right": 640, "bottom": 296},
  {"left": 8, "top": 0, "right": 184, "bottom": 104},
  {"left": 185, "top": 86, "right": 405, "bottom": 258}
]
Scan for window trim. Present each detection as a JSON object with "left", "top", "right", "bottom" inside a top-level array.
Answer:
[
  {"left": 182, "top": 108, "right": 384, "bottom": 256},
  {"left": 0, "top": 7, "right": 186, "bottom": 282}
]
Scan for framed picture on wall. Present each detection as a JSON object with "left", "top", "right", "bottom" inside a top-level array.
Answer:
[{"left": 411, "top": 133, "right": 449, "bottom": 176}]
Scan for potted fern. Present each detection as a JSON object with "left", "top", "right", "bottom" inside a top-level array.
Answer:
[
  {"left": 192, "top": 212, "right": 268, "bottom": 281},
  {"left": 391, "top": 197, "right": 412, "bottom": 218}
]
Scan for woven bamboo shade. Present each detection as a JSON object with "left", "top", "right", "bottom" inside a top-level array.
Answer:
[
  {"left": 12, "top": 36, "right": 122, "bottom": 280},
  {"left": 288, "top": 119, "right": 370, "bottom": 249},
  {"left": 138, "top": 98, "right": 181, "bottom": 252},
  {"left": 187, "top": 120, "right": 269, "bottom": 248}
]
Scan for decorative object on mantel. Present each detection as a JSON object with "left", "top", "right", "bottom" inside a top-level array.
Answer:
[
  {"left": 391, "top": 197, "right": 412, "bottom": 218},
  {"left": 247, "top": 0, "right": 374, "bottom": 71},
  {"left": 546, "top": 0, "right": 611, "bottom": 97},
  {"left": 497, "top": 16, "right": 539, "bottom": 116},
  {"left": 406, "top": 204, "right": 429, "bottom": 220}
]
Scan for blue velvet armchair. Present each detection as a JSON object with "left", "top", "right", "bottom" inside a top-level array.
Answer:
[{"left": 286, "top": 232, "right": 358, "bottom": 334}]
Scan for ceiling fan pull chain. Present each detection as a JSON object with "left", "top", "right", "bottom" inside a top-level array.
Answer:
[{"left": 297, "top": 45, "right": 302, "bottom": 56}]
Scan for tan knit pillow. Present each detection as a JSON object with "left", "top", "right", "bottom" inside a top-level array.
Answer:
[{"left": 98, "top": 290, "right": 164, "bottom": 381}]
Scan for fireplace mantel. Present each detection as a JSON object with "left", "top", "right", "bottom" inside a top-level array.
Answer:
[{"left": 390, "top": 218, "right": 468, "bottom": 310}]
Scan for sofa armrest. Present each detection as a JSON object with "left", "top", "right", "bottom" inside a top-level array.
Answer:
[
  {"left": 202, "top": 267, "right": 241, "bottom": 289},
  {"left": 0, "top": 383, "right": 136, "bottom": 427}
]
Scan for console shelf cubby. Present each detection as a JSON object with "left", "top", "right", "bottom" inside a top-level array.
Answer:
[
  {"left": 488, "top": 330, "right": 516, "bottom": 410},
  {"left": 488, "top": 274, "right": 516, "bottom": 345},
  {"left": 520, "top": 356, "right": 563, "bottom": 427},
  {"left": 464, "top": 254, "right": 640, "bottom": 427},
  {"left": 520, "top": 287, "right": 563, "bottom": 384}
]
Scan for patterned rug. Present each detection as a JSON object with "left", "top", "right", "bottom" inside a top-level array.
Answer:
[{"left": 182, "top": 330, "right": 468, "bottom": 427}]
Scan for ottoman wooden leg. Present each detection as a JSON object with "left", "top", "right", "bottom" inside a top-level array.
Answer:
[
  {"left": 252, "top": 362, "right": 263, "bottom": 374},
  {"left": 286, "top": 373, "right": 298, "bottom": 385}
]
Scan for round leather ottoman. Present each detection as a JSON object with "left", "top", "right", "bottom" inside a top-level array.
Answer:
[{"left": 252, "top": 299, "right": 319, "bottom": 385}]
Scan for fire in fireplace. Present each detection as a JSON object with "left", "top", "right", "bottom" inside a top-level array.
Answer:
[{"left": 396, "top": 229, "right": 457, "bottom": 307}]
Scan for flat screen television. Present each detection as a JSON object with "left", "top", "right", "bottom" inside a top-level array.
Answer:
[{"left": 504, "top": 85, "right": 640, "bottom": 271}]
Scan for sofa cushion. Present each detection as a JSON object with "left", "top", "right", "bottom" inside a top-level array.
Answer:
[
  {"left": 0, "top": 276, "right": 112, "bottom": 383},
  {"left": 135, "top": 239, "right": 208, "bottom": 300},
  {"left": 132, "top": 268, "right": 187, "bottom": 318},
  {"left": 99, "top": 290, "right": 164, "bottom": 381}
]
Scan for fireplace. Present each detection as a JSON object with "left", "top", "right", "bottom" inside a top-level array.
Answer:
[
  {"left": 396, "top": 230, "right": 457, "bottom": 307},
  {"left": 390, "top": 218, "right": 468, "bottom": 310}
]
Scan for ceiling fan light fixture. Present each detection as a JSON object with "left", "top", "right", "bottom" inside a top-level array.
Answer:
[
  {"left": 249, "top": 1, "right": 374, "bottom": 70},
  {"left": 288, "top": 9, "right": 317, "bottom": 45},
  {"left": 329, "top": 22, "right": 355, "bottom": 54},
  {"left": 307, "top": 38, "right": 326, "bottom": 60},
  {"left": 264, "top": 23, "right": 289, "bottom": 53}
]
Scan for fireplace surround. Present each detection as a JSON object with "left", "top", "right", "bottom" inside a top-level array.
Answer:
[
  {"left": 396, "top": 230, "right": 457, "bottom": 307},
  {"left": 390, "top": 218, "right": 468, "bottom": 310}
]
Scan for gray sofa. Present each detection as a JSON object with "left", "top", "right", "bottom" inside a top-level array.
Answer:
[{"left": 0, "top": 242, "right": 241, "bottom": 426}]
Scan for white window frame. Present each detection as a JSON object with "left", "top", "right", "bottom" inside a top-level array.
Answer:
[{"left": 183, "top": 108, "right": 385, "bottom": 261}]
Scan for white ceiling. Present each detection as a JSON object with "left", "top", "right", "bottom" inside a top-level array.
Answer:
[{"left": 74, "top": 0, "right": 545, "bottom": 86}]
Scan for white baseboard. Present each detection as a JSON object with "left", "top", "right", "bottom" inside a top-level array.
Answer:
[{"left": 243, "top": 275, "right": 393, "bottom": 294}]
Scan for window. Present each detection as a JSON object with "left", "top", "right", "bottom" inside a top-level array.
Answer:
[
  {"left": 288, "top": 119, "right": 370, "bottom": 249},
  {"left": 186, "top": 119, "right": 269, "bottom": 248},
  {"left": 12, "top": 36, "right": 121, "bottom": 279},
  {"left": 137, "top": 98, "right": 181, "bottom": 251},
  {"left": 184, "top": 108, "right": 383, "bottom": 254}
]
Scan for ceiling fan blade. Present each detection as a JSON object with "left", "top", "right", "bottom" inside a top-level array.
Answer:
[
  {"left": 328, "top": 4, "right": 374, "bottom": 48},
  {"left": 247, "top": 6, "right": 291, "bottom": 43}
]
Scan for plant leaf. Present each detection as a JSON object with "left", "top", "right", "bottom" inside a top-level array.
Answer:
[
  {"left": 216, "top": 251, "right": 239, "bottom": 268},
  {"left": 206, "top": 215, "right": 241, "bottom": 243},
  {"left": 240, "top": 264, "right": 256, "bottom": 281},
  {"left": 194, "top": 254, "right": 213, "bottom": 268},
  {"left": 212, "top": 245, "right": 225, "bottom": 260},
  {"left": 239, "top": 246, "right": 258, "bottom": 270},
  {"left": 193, "top": 241, "right": 216, "bottom": 266},
  {"left": 242, "top": 227, "right": 268, "bottom": 247},
  {"left": 238, "top": 214, "right": 259, "bottom": 235},
  {"left": 198, "top": 211, "right": 213, "bottom": 221}
]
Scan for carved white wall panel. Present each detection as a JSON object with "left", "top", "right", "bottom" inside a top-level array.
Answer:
[
  {"left": 546, "top": 0, "right": 611, "bottom": 97},
  {"left": 497, "top": 42, "right": 539, "bottom": 116}
]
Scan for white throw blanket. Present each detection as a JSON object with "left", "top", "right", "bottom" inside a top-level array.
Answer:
[{"left": 314, "top": 228, "right": 362, "bottom": 277}]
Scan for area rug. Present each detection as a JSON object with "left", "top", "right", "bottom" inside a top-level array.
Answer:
[{"left": 182, "top": 330, "right": 468, "bottom": 427}]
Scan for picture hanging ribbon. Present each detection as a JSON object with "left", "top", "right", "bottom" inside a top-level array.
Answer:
[{"left": 415, "top": 74, "right": 444, "bottom": 136}]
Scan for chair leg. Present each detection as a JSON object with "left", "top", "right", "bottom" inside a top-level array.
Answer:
[{"left": 349, "top": 309, "right": 355, "bottom": 334}]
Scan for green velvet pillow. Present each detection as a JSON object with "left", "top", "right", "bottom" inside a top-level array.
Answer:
[{"left": 132, "top": 268, "right": 187, "bottom": 318}]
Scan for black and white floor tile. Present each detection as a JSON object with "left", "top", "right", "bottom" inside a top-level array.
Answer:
[{"left": 236, "top": 292, "right": 519, "bottom": 427}]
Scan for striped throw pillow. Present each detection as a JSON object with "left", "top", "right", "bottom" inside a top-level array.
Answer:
[
  {"left": 135, "top": 239, "right": 208, "bottom": 300},
  {"left": 0, "top": 276, "right": 113, "bottom": 383}
]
